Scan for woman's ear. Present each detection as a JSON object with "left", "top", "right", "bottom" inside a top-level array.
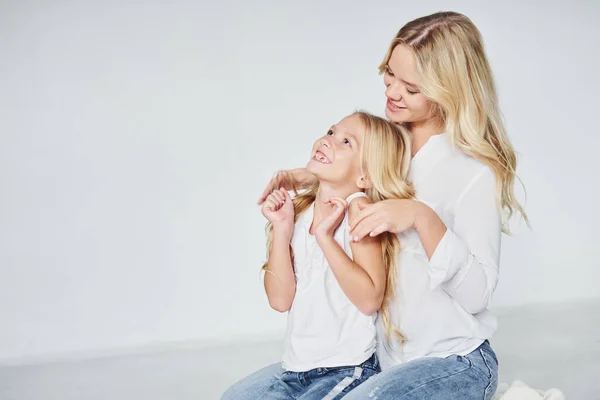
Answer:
[{"left": 356, "top": 175, "right": 372, "bottom": 189}]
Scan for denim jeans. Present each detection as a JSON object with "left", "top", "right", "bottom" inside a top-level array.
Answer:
[
  {"left": 260, "top": 353, "right": 379, "bottom": 400},
  {"left": 221, "top": 340, "right": 498, "bottom": 400}
]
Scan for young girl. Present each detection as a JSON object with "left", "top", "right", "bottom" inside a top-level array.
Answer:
[{"left": 258, "top": 111, "right": 414, "bottom": 399}]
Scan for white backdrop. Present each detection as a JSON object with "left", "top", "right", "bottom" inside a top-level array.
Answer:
[{"left": 1, "top": 0, "right": 599, "bottom": 362}]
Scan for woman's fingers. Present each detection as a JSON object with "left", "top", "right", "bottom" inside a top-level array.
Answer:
[
  {"left": 369, "top": 222, "right": 392, "bottom": 238},
  {"left": 349, "top": 203, "right": 375, "bottom": 231},
  {"left": 258, "top": 171, "right": 289, "bottom": 205},
  {"left": 258, "top": 183, "right": 274, "bottom": 205},
  {"left": 350, "top": 216, "right": 378, "bottom": 242}
]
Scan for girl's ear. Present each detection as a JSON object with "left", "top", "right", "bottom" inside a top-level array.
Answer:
[{"left": 356, "top": 175, "right": 372, "bottom": 189}]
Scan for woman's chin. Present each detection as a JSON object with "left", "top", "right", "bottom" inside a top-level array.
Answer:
[{"left": 385, "top": 107, "right": 409, "bottom": 123}]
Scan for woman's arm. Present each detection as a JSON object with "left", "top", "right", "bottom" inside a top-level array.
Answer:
[
  {"left": 416, "top": 167, "right": 501, "bottom": 314},
  {"left": 258, "top": 168, "right": 317, "bottom": 205},
  {"left": 316, "top": 197, "right": 386, "bottom": 316},
  {"left": 347, "top": 167, "right": 501, "bottom": 314}
]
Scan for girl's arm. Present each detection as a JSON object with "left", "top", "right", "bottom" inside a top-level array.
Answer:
[
  {"left": 261, "top": 188, "right": 297, "bottom": 312},
  {"left": 264, "top": 225, "right": 296, "bottom": 312},
  {"left": 316, "top": 197, "right": 386, "bottom": 316}
]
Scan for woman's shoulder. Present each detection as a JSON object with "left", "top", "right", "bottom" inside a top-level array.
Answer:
[{"left": 445, "top": 141, "right": 495, "bottom": 185}]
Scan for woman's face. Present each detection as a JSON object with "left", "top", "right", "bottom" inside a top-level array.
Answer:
[{"left": 383, "top": 44, "right": 435, "bottom": 125}]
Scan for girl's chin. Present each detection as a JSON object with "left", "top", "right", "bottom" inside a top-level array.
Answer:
[{"left": 306, "top": 162, "right": 328, "bottom": 179}]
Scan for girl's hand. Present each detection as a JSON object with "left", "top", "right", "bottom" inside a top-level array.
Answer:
[
  {"left": 258, "top": 168, "right": 317, "bottom": 205},
  {"left": 349, "top": 199, "right": 420, "bottom": 241},
  {"left": 261, "top": 188, "right": 295, "bottom": 229},
  {"left": 315, "top": 197, "right": 348, "bottom": 239}
]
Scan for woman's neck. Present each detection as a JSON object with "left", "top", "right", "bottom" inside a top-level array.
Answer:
[{"left": 409, "top": 118, "right": 445, "bottom": 156}]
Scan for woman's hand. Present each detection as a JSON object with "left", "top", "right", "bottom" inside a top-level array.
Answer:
[
  {"left": 348, "top": 199, "right": 421, "bottom": 241},
  {"left": 258, "top": 168, "right": 317, "bottom": 205},
  {"left": 315, "top": 197, "right": 348, "bottom": 240},
  {"left": 261, "top": 188, "right": 295, "bottom": 231}
]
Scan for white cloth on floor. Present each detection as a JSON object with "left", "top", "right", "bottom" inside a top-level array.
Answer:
[{"left": 492, "top": 381, "right": 566, "bottom": 400}]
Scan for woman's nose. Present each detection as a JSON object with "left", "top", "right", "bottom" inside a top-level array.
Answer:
[{"left": 385, "top": 80, "right": 402, "bottom": 102}]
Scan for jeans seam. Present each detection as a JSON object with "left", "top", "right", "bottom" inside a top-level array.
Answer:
[
  {"left": 401, "top": 356, "right": 473, "bottom": 397},
  {"left": 479, "top": 348, "right": 494, "bottom": 398}
]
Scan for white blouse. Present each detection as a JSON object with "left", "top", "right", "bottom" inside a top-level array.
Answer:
[
  {"left": 282, "top": 192, "right": 376, "bottom": 372},
  {"left": 376, "top": 132, "right": 501, "bottom": 369}
]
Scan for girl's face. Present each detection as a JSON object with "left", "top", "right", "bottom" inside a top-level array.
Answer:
[
  {"left": 383, "top": 44, "right": 436, "bottom": 125},
  {"left": 306, "top": 114, "right": 365, "bottom": 187}
]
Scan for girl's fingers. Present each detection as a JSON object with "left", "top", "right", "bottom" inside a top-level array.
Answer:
[
  {"left": 332, "top": 198, "right": 348, "bottom": 213},
  {"left": 272, "top": 190, "right": 285, "bottom": 205},
  {"left": 265, "top": 198, "right": 277, "bottom": 211}
]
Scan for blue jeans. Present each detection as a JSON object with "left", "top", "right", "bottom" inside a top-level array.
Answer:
[
  {"left": 252, "top": 353, "right": 378, "bottom": 400},
  {"left": 222, "top": 340, "right": 498, "bottom": 400}
]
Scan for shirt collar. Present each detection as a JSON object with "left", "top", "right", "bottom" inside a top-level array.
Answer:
[{"left": 408, "top": 133, "right": 453, "bottom": 184}]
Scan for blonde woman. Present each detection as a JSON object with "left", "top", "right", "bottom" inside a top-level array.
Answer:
[
  {"left": 256, "top": 111, "right": 413, "bottom": 399},
  {"left": 223, "top": 11, "right": 525, "bottom": 399}
]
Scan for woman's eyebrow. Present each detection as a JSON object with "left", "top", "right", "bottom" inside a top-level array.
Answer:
[
  {"left": 388, "top": 64, "right": 418, "bottom": 88},
  {"left": 401, "top": 79, "right": 418, "bottom": 88}
]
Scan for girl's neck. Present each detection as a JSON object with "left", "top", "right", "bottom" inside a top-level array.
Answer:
[
  {"left": 408, "top": 117, "right": 445, "bottom": 157},
  {"left": 309, "top": 182, "right": 363, "bottom": 234}
]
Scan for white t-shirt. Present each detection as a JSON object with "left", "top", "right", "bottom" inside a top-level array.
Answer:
[
  {"left": 376, "top": 132, "right": 501, "bottom": 369},
  {"left": 282, "top": 192, "right": 376, "bottom": 372}
]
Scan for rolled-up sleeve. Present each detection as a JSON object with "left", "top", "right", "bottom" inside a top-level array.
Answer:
[{"left": 427, "top": 167, "right": 501, "bottom": 314}]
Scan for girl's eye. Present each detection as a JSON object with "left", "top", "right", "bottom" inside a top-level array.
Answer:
[
  {"left": 344, "top": 139, "right": 351, "bottom": 146},
  {"left": 327, "top": 130, "right": 334, "bottom": 136}
]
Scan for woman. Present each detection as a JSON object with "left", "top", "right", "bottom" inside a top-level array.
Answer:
[{"left": 223, "top": 11, "right": 526, "bottom": 399}]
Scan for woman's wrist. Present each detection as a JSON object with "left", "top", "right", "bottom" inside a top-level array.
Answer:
[
  {"left": 291, "top": 168, "right": 316, "bottom": 189},
  {"left": 412, "top": 201, "right": 432, "bottom": 232},
  {"left": 412, "top": 201, "right": 448, "bottom": 259}
]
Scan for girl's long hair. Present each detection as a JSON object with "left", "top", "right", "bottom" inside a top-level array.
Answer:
[{"left": 262, "top": 111, "right": 414, "bottom": 345}]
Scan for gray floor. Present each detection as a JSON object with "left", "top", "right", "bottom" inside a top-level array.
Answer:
[{"left": 1, "top": 299, "right": 599, "bottom": 400}]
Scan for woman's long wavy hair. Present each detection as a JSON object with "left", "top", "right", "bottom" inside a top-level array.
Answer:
[
  {"left": 379, "top": 11, "right": 527, "bottom": 231},
  {"left": 262, "top": 111, "right": 415, "bottom": 345}
]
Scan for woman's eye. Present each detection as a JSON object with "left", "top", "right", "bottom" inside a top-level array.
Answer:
[
  {"left": 327, "top": 130, "right": 334, "bottom": 136},
  {"left": 385, "top": 65, "right": 394, "bottom": 76},
  {"left": 344, "top": 139, "right": 351, "bottom": 146},
  {"left": 407, "top": 88, "right": 419, "bottom": 95}
]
